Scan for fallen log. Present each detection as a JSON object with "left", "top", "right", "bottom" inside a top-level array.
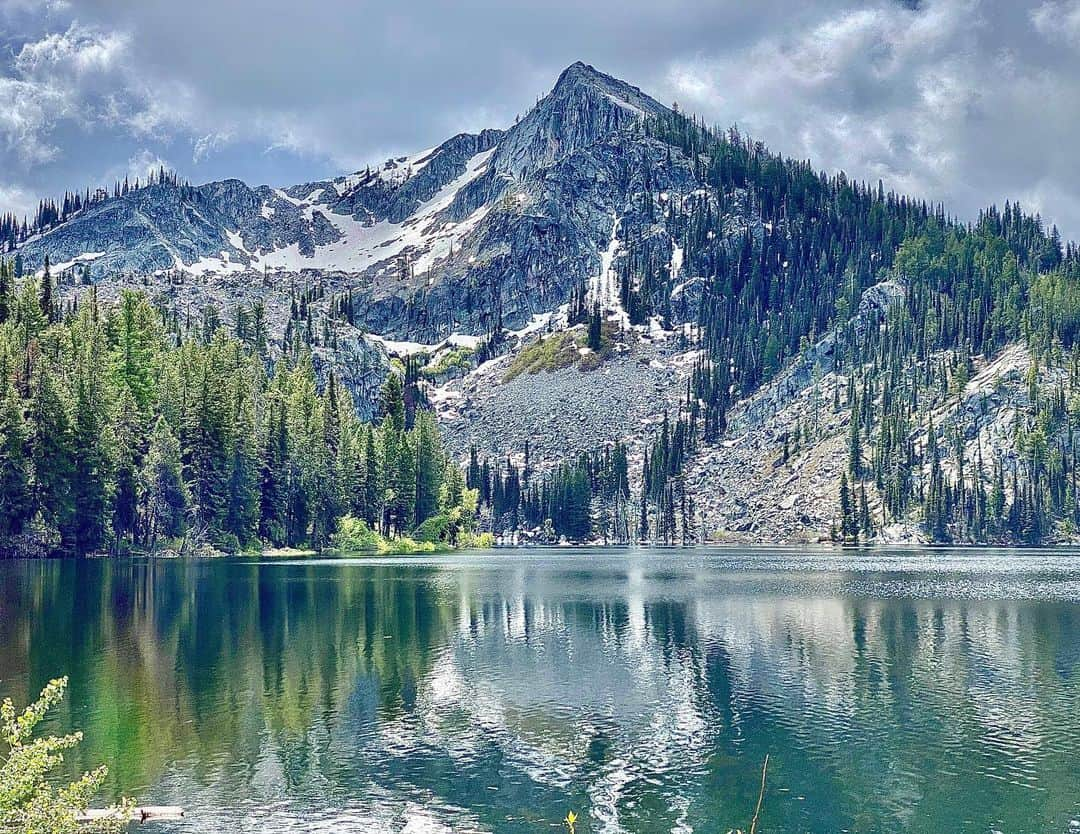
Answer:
[{"left": 77, "top": 806, "right": 184, "bottom": 823}]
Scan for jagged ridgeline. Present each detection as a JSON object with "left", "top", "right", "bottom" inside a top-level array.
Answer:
[{"left": 5, "top": 62, "right": 1080, "bottom": 546}]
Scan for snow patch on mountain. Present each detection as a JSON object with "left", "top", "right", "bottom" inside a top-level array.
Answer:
[
  {"left": 35, "top": 251, "right": 105, "bottom": 277},
  {"left": 590, "top": 215, "right": 632, "bottom": 328},
  {"left": 257, "top": 146, "right": 496, "bottom": 274}
]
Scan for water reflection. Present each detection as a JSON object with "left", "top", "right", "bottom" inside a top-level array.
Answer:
[{"left": 1, "top": 550, "right": 1078, "bottom": 833}]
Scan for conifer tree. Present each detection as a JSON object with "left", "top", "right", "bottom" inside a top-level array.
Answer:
[
  {"left": 839, "top": 472, "right": 856, "bottom": 542},
  {"left": 38, "top": 255, "right": 53, "bottom": 323},
  {"left": 0, "top": 378, "right": 31, "bottom": 536},
  {"left": 141, "top": 416, "right": 188, "bottom": 546},
  {"left": 27, "top": 367, "right": 73, "bottom": 538},
  {"left": 588, "top": 301, "right": 602, "bottom": 351}
]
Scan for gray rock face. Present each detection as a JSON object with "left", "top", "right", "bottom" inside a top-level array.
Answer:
[
  {"left": 735, "top": 281, "right": 906, "bottom": 434},
  {"left": 312, "top": 325, "right": 391, "bottom": 422},
  {"left": 16, "top": 177, "right": 342, "bottom": 275},
  {"left": 436, "top": 332, "right": 690, "bottom": 473},
  {"left": 327, "top": 129, "right": 504, "bottom": 225},
  {"left": 486, "top": 62, "right": 668, "bottom": 180},
  {"left": 670, "top": 277, "right": 705, "bottom": 323},
  {"left": 342, "top": 63, "right": 700, "bottom": 340},
  {"left": 15, "top": 61, "right": 714, "bottom": 346}
]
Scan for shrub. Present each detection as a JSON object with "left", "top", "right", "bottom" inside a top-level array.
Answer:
[
  {"left": 421, "top": 347, "right": 475, "bottom": 380},
  {"left": 330, "top": 515, "right": 381, "bottom": 552},
  {"left": 460, "top": 531, "right": 496, "bottom": 548},
  {"left": 0, "top": 677, "right": 132, "bottom": 833},
  {"left": 382, "top": 536, "right": 438, "bottom": 554},
  {"left": 213, "top": 532, "right": 241, "bottom": 555},
  {"left": 413, "top": 514, "right": 451, "bottom": 543},
  {"left": 503, "top": 331, "right": 580, "bottom": 381}
]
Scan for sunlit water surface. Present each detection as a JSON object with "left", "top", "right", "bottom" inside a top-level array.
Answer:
[{"left": 1, "top": 548, "right": 1079, "bottom": 833}]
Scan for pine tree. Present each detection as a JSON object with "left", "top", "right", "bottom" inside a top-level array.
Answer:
[
  {"left": 223, "top": 375, "right": 258, "bottom": 547},
  {"left": 839, "top": 472, "right": 856, "bottom": 542},
  {"left": 363, "top": 427, "right": 381, "bottom": 528},
  {"left": 0, "top": 378, "right": 31, "bottom": 537},
  {"left": 859, "top": 483, "right": 872, "bottom": 538},
  {"left": 111, "top": 390, "right": 142, "bottom": 548},
  {"left": 258, "top": 403, "right": 288, "bottom": 545},
  {"left": 27, "top": 367, "right": 74, "bottom": 539},
  {"left": 413, "top": 410, "right": 443, "bottom": 526},
  {"left": 141, "top": 416, "right": 188, "bottom": 546},
  {"left": 588, "top": 301, "right": 602, "bottom": 351},
  {"left": 67, "top": 375, "right": 113, "bottom": 554},
  {"left": 38, "top": 256, "right": 54, "bottom": 323}
]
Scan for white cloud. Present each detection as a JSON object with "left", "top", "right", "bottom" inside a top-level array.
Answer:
[
  {"left": 120, "top": 149, "right": 172, "bottom": 182},
  {"left": 0, "top": 182, "right": 36, "bottom": 217},
  {"left": 660, "top": 0, "right": 1080, "bottom": 233},
  {"left": 0, "top": 77, "right": 65, "bottom": 163},
  {"left": 1031, "top": 0, "right": 1080, "bottom": 45},
  {"left": 193, "top": 131, "right": 233, "bottom": 163},
  {"left": 0, "top": 22, "right": 139, "bottom": 163},
  {"left": 0, "top": 0, "right": 70, "bottom": 16},
  {"left": 0, "top": 20, "right": 198, "bottom": 169},
  {"left": 14, "top": 22, "right": 129, "bottom": 79}
]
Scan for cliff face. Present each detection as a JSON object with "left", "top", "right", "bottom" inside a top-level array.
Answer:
[{"left": 27, "top": 62, "right": 724, "bottom": 418}]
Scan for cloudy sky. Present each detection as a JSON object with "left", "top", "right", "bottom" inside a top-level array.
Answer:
[{"left": 3, "top": 0, "right": 1080, "bottom": 236}]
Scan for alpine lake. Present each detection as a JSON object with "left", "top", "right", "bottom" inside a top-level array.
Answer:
[{"left": 1, "top": 547, "right": 1078, "bottom": 834}]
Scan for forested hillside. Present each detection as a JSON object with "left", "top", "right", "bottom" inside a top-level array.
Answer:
[
  {"left": 639, "top": 113, "right": 1080, "bottom": 543},
  {"left": 0, "top": 261, "right": 476, "bottom": 556},
  {"left": 458, "top": 109, "right": 1080, "bottom": 545}
]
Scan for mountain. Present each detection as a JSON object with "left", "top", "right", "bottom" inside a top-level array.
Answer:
[
  {"left": 17, "top": 63, "right": 689, "bottom": 340},
  {"left": 10, "top": 61, "right": 1080, "bottom": 546}
]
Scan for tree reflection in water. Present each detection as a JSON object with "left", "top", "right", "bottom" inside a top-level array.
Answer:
[{"left": 0, "top": 551, "right": 1077, "bottom": 834}]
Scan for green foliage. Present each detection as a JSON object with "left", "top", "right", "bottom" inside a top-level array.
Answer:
[
  {"left": 384, "top": 537, "right": 438, "bottom": 554},
  {"left": 587, "top": 302, "right": 602, "bottom": 351},
  {"left": 627, "top": 110, "right": 1080, "bottom": 544},
  {"left": 459, "top": 530, "right": 496, "bottom": 548},
  {"left": 502, "top": 331, "right": 580, "bottom": 382},
  {"left": 0, "top": 283, "right": 475, "bottom": 555},
  {"left": 0, "top": 378, "right": 31, "bottom": 537},
  {"left": 502, "top": 322, "right": 618, "bottom": 383},
  {"left": 330, "top": 515, "right": 380, "bottom": 551},
  {"left": 0, "top": 677, "right": 131, "bottom": 834},
  {"left": 413, "top": 513, "right": 451, "bottom": 543},
  {"left": 420, "top": 346, "right": 474, "bottom": 380},
  {"left": 329, "top": 516, "right": 442, "bottom": 554}
]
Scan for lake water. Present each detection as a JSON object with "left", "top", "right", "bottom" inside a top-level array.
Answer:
[{"left": 1, "top": 548, "right": 1079, "bottom": 834}]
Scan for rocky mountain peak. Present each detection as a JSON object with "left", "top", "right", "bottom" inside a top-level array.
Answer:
[
  {"left": 490, "top": 61, "right": 669, "bottom": 179},
  {"left": 549, "top": 61, "right": 662, "bottom": 110},
  {"left": 551, "top": 61, "right": 612, "bottom": 92}
]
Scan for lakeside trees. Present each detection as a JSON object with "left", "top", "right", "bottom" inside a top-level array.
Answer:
[
  {"left": 467, "top": 442, "right": 637, "bottom": 544},
  {"left": 0, "top": 278, "right": 473, "bottom": 556}
]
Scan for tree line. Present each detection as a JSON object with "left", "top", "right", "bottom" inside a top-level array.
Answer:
[
  {"left": 1, "top": 167, "right": 186, "bottom": 253},
  {"left": 0, "top": 260, "right": 475, "bottom": 556}
]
